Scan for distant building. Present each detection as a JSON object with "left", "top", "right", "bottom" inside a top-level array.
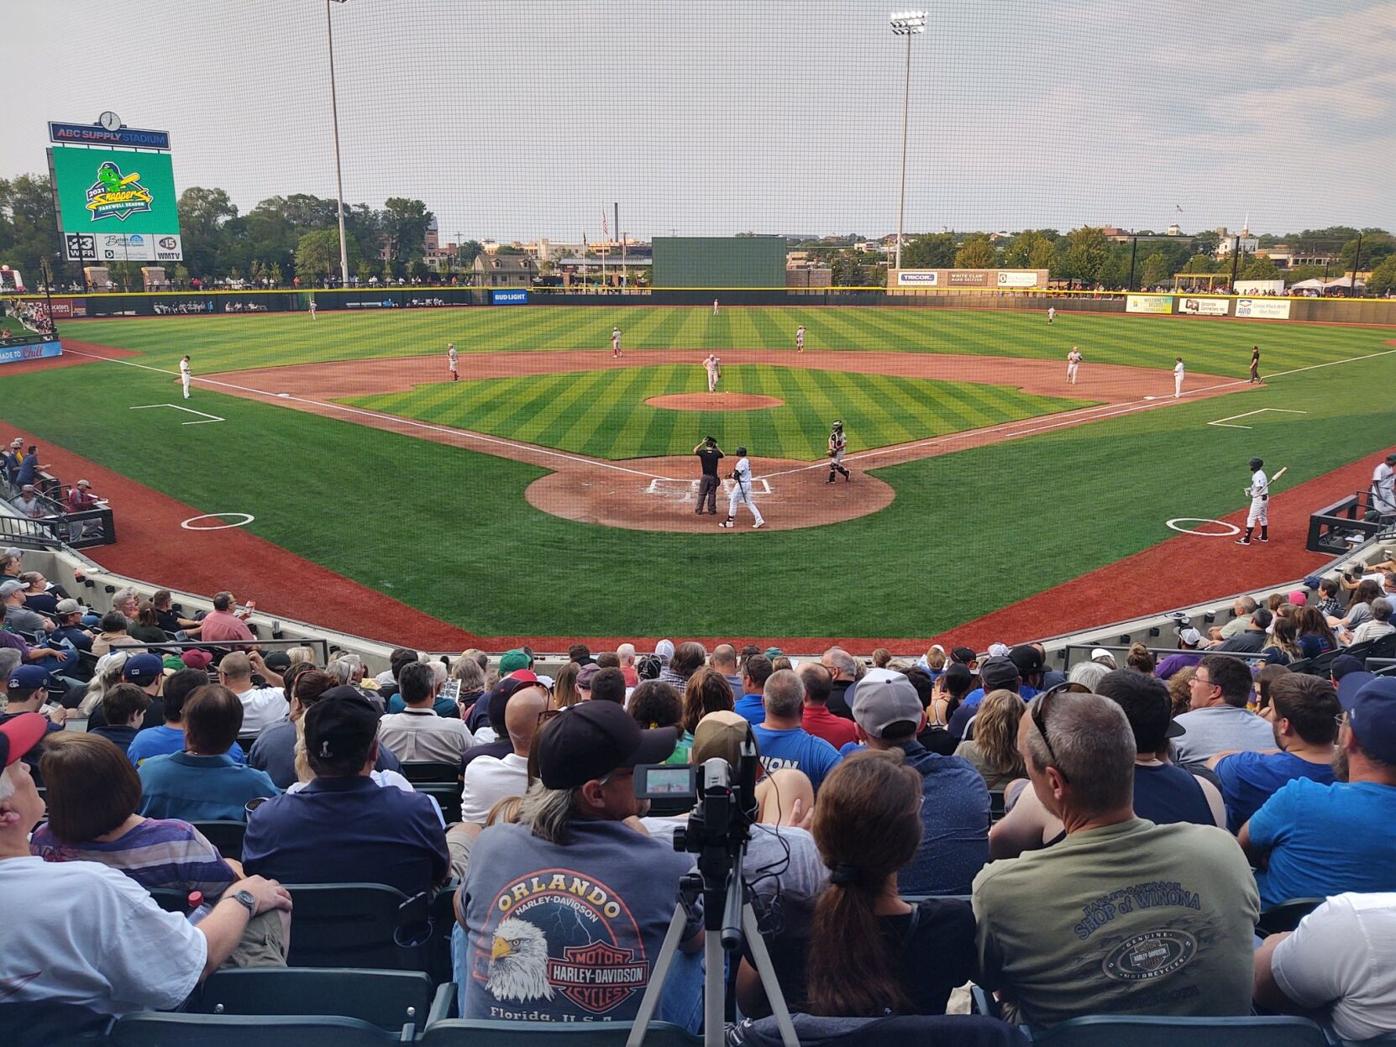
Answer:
[
  {"left": 1166, "top": 223, "right": 1182, "bottom": 237},
  {"left": 1214, "top": 226, "right": 1259, "bottom": 258},
  {"left": 1258, "top": 245, "right": 1340, "bottom": 270},
  {"left": 424, "top": 216, "right": 439, "bottom": 253},
  {"left": 786, "top": 267, "right": 832, "bottom": 289},
  {"left": 472, "top": 253, "right": 535, "bottom": 287}
]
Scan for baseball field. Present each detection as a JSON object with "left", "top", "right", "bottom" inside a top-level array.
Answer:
[{"left": 5, "top": 303, "right": 1395, "bottom": 644}]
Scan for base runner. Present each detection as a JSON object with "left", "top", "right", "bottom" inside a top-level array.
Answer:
[
  {"left": 1066, "top": 346, "right": 1082, "bottom": 385},
  {"left": 719, "top": 447, "right": 764, "bottom": 529},
  {"left": 448, "top": 343, "right": 459, "bottom": 381},
  {"left": 1237, "top": 457, "right": 1269, "bottom": 546},
  {"left": 827, "top": 420, "right": 850, "bottom": 483}
]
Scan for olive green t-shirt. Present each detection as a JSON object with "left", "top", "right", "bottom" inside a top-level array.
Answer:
[{"left": 972, "top": 817, "right": 1258, "bottom": 1027}]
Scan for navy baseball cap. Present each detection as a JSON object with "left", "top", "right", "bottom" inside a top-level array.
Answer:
[
  {"left": 123, "top": 653, "right": 166, "bottom": 687},
  {"left": 8, "top": 665, "right": 49, "bottom": 692},
  {"left": 1347, "top": 678, "right": 1396, "bottom": 764},
  {"left": 535, "top": 701, "right": 677, "bottom": 790},
  {"left": 1339, "top": 671, "right": 1377, "bottom": 711},
  {"left": 304, "top": 691, "right": 380, "bottom": 761}
]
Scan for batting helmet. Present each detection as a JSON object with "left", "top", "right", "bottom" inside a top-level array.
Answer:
[
  {"left": 832, "top": 420, "right": 843, "bottom": 430},
  {"left": 736, "top": 446, "right": 748, "bottom": 457},
  {"left": 1249, "top": 457, "right": 1264, "bottom": 472}
]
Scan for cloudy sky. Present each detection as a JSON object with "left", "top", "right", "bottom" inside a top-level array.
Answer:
[{"left": 5, "top": 1, "right": 1392, "bottom": 242}]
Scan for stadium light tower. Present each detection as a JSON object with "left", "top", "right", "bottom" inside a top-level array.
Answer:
[
  {"left": 889, "top": 10, "right": 926, "bottom": 273},
  {"left": 326, "top": 0, "right": 351, "bottom": 288}
]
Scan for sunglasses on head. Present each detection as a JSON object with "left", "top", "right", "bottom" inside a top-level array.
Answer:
[{"left": 1030, "top": 687, "right": 1071, "bottom": 783}]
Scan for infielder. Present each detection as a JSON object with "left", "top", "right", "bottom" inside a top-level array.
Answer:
[
  {"left": 703, "top": 353, "right": 721, "bottom": 393},
  {"left": 719, "top": 446, "right": 764, "bottom": 529},
  {"left": 795, "top": 325, "right": 805, "bottom": 352},
  {"left": 1238, "top": 457, "right": 1270, "bottom": 546},
  {"left": 713, "top": 298, "right": 719, "bottom": 316},
  {"left": 1066, "top": 346, "right": 1082, "bottom": 385},
  {"left": 827, "top": 420, "right": 850, "bottom": 483},
  {"left": 1249, "top": 345, "right": 1261, "bottom": 384},
  {"left": 308, "top": 297, "right": 317, "bottom": 320},
  {"left": 1047, "top": 306, "right": 1056, "bottom": 324},
  {"left": 611, "top": 326, "right": 623, "bottom": 358},
  {"left": 177, "top": 355, "right": 192, "bottom": 399},
  {"left": 448, "top": 342, "right": 459, "bottom": 381},
  {"left": 1371, "top": 451, "right": 1396, "bottom": 516},
  {"left": 1173, "top": 356, "right": 1185, "bottom": 398}
]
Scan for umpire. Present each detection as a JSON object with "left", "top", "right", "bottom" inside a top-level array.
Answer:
[{"left": 693, "top": 436, "right": 724, "bottom": 515}]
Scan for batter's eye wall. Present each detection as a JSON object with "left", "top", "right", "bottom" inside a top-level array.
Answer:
[{"left": 651, "top": 236, "right": 787, "bottom": 289}]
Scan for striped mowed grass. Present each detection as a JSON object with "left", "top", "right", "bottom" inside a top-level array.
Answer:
[{"left": 341, "top": 364, "right": 1093, "bottom": 461}]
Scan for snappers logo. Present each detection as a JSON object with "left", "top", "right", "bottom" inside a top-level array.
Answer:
[{"left": 85, "top": 161, "right": 153, "bottom": 222}]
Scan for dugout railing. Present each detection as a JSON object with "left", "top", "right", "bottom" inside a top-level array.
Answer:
[{"left": 1306, "top": 489, "right": 1393, "bottom": 555}]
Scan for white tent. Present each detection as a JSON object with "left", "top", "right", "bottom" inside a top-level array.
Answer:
[
  {"left": 1324, "top": 275, "right": 1365, "bottom": 289},
  {"left": 1288, "top": 278, "right": 1325, "bottom": 290}
]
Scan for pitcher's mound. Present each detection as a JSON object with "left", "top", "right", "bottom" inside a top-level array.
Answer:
[{"left": 646, "top": 392, "right": 784, "bottom": 412}]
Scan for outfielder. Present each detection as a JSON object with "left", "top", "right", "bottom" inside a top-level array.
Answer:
[
  {"left": 1173, "top": 356, "right": 1185, "bottom": 398},
  {"left": 719, "top": 446, "right": 764, "bottom": 529},
  {"left": 308, "top": 297, "right": 317, "bottom": 320},
  {"left": 1066, "top": 346, "right": 1082, "bottom": 385},
  {"left": 448, "top": 343, "right": 459, "bottom": 381},
  {"left": 827, "top": 420, "right": 850, "bottom": 483},
  {"left": 177, "top": 355, "right": 192, "bottom": 399},
  {"left": 1238, "top": 457, "right": 1270, "bottom": 546},
  {"left": 611, "top": 326, "right": 623, "bottom": 358},
  {"left": 1047, "top": 306, "right": 1056, "bottom": 324},
  {"left": 703, "top": 353, "right": 721, "bottom": 393},
  {"left": 795, "top": 325, "right": 805, "bottom": 352},
  {"left": 713, "top": 298, "right": 719, "bottom": 316}
]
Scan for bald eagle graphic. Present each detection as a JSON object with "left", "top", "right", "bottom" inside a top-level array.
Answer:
[{"left": 487, "top": 917, "right": 554, "bottom": 1002}]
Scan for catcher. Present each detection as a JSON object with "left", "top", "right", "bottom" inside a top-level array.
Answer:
[{"left": 827, "top": 420, "right": 851, "bottom": 483}]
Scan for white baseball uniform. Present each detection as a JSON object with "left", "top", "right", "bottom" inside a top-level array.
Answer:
[
  {"left": 713, "top": 299, "right": 719, "bottom": 316},
  {"left": 1066, "top": 348, "right": 1082, "bottom": 384},
  {"left": 795, "top": 326, "right": 805, "bottom": 352},
  {"left": 179, "top": 358, "right": 191, "bottom": 399},
  {"left": 1372, "top": 460, "right": 1396, "bottom": 514},
  {"left": 726, "top": 456, "right": 764, "bottom": 527},
  {"left": 611, "top": 328, "right": 622, "bottom": 357},
  {"left": 448, "top": 345, "right": 459, "bottom": 378},
  {"left": 308, "top": 298, "right": 317, "bottom": 319},
  {"left": 1247, "top": 468, "right": 1270, "bottom": 526},
  {"left": 1174, "top": 360, "right": 1185, "bottom": 398},
  {"left": 1047, "top": 307, "right": 1056, "bottom": 324},
  {"left": 704, "top": 354, "right": 721, "bottom": 393}
]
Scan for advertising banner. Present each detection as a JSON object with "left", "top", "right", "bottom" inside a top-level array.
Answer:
[
  {"left": 1125, "top": 295, "right": 1174, "bottom": 314},
  {"left": 896, "top": 270, "right": 938, "bottom": 286},
  {"left": 492, "top": 289, "right": 529, "bottom": 304},
  {"left": 1235, "top": 298, "right": 1291, "bottom": 319},
  {"left": 996, "top": 270, "right": 1039, "bottom": 288},
  {"left": 1179, "top": 297, "right": 1229, "bottom": 316},
  {"left": 45, "top": 300, "right": 87, "bottom": 319},
  {"left": 49, "top": 122, "right": 171, "bottom": 150},
  {"left": 947, "top": 270, "right": 988, "bottom": 286},
  {"left": 0, "top": 340, "right": 62, "bottom": 366},
  {"left": 50, "top": 146, "right": 182, "bottom": 259}
]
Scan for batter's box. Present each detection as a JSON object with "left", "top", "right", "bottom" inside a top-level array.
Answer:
[{"left": 646, "top": 477, "right": 772, "bottom": 502}]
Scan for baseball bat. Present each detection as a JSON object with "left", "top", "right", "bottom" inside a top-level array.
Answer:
[{"left": 1271, "top": 466, "right": 1288, "bottom": 482}]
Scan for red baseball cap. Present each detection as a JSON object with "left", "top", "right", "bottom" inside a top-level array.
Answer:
[{"left": 0, "top": 712, "right": 48, "bottom": 768}]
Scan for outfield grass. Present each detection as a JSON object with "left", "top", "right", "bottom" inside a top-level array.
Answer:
[
  {"left": 342, "top": 365, "right": 1092, "bottom": 460},
  {"left": 16, "top": 306, "right": 1395, "bottom": 637}
]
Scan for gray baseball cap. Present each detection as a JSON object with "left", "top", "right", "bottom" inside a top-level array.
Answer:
[
  {"left": 0, "top": 580, "right": 24, "bottom": 598},
  {"left": 851, "top": 670, "right": 923, "bottom": 739}
]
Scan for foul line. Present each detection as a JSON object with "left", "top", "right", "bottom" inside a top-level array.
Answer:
[
  {"left": 130, "top": 403, "right": 226, "bottom": 425},
  {"left": 1207, "top": 408, "right": 1307, "bottom": 430}
]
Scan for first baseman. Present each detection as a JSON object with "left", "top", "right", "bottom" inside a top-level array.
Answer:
[
  {"left": 703, "top": 353, "right": 721, "bottom": 393},
  {"left": 178, "top": 355, "right": 192, "bottom": 399},
  {"left": 719, "top": 447, "right": 764, "bottom": 529},
  {"left": 1066, "top": 346, "right": 1082, "bottom": 385},
  {"left": 827, "top": 420, "right": 850, "bottom": 483},
  {"left": 448, "top": 343, "right": 459, "bottom": 381},
  {"left": 1238, "top": 457, "right": 1269, "bottom": 545}
]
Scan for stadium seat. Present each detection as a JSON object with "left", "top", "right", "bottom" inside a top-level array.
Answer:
[
  {"left": 401, "top": 761, "right": 462, "bottom": 783},
  {"left": 284, "top": 883, "right": 435, "bottom": 971},
  {"left": 1027, "top": 1015, "right": 1327, "bottom": 1047},
  {"left": 1256, "top": 897, "right": 1326, "bottom": 937},
  {"left": 989, "top": 789, "right": 1007, "bottom": 821},
  {"left": 416, "top": 781, "right": 463, "bottom": 824},
  {"left": 729, "top": 1013, "right": 1029, "bottom": 1046},
  {"left": 191, "top": 820, "right": 247, "bottom": 860},
  {"left": 0, "top": 1001, "right": 112, "bottom": 1047},
  {"left": 187, "top": 968, "right": 441, "bottom": 1030},
  {"left": 420, "top": 1018, "right": 702, "bottom": 1046},
  {"left": 146, "top": 886, "right": 190, "bottom": 913},
  {"left": 109, "top": 1012, "right": 407, "bottom": 1047}
]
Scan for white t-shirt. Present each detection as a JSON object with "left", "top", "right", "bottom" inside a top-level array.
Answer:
[
  {"left": 1272, "top": 892, "right": 1396, "bottom": 1042},
  {"left": 459, "top": 751, "right": 529, "bottom": 824},
  {"left": 235, "top": 685, "right": 290, "bottom": 735},
  {"left": 0, "top": 857, "right": 206, "bottom": 1016}
]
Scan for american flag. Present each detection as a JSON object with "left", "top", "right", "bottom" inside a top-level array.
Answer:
[{"left": 601, "top": 209, "right": 608, "bottom": 239}]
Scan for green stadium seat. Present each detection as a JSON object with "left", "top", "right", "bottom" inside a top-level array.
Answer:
[
  {"left": 732, "top": 1013, "right": 1029, "bottom": 1046},
  {"left": 191, "top": 819, "right": 247, "bottom": 860},
  {"left": 416, "top": 781, "right": 463, "bottom": 824},
  {"left": 284, "top": 883, "right": 435, "bottom": 972},
  {"left": 421, "top": 1018, "right": 701, "bottom": 1046},
  {"left": 186, "top": 968, "right": 438, "bottom": 1030},
  {"left": 1029, "top": 1015, "right": 1327, "bottom": 1047},
  {"left": 401, "top": 761, "right": 462, "bottom": 783},
  {"left": 109, "top": 1012, "right": 408, "bottom": 1047},
  {"left": 1256, "top": 897, "right": 1326, "bottom": 937},
  {"left": 146, "top": 886, "right": 190, "bottom": 913}
]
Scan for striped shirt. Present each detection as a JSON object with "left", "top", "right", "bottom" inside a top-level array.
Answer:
[{"left": 30, "top": 817, "right": 237, "bottom": 900}]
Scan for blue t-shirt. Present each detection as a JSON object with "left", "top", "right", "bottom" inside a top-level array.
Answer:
[
  {"left": 1215, "top": 750, "right": 1335, "bottom": 833},
  {"left": 751, "top": 725, "right": 842, "bottom": 791},
  {"left": 896, "top": 740, "right": 989, "bottom": 896},
  {"left": 733, "top": 693, "right": 765, "bottom": 725},
  {"left": 127, "top": 725, "right": 245, "bottom": 768},
  {"left": 1247, "top": 777, "right": 1396, "bottom": 908},
  {"left": 137, "top": 751, "right": 279, "bottom": 823}
]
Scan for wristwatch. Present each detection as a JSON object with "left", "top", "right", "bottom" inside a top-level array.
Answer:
[{"left": 230, "top": 889, "right": 257, "bottom": 918}]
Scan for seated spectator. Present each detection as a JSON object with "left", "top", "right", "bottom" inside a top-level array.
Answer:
[
  {"left": 127, "top": 602, "right": 169, "bottom": 644},
  {"left": 2, "top": 663, "right": 67, "bottom": 776},
  {"left": 711, "top": 643, "right": 743, "bottom": 698},
  {"left": 378, "top": 661, "right": 474, "bottom": 763},
  {"left": 574, "top": 661, "right": 599, "bottom": 701},
  {"left": 1240, "top": 679, "right": 1396, "bottom": 908},
  {"left": 244, "top": 692, "right": 450, "bottom": 897},
  {"left": 923, "top": 662, "right": 972, "bottom": 737},
  {"left": 733, "top": 654, "right": 773, "bottom": 725},
  {"left": 449, "top": 655, "right": 487, "bottom": 718},
  {"left": 954, "top": 689, "right": 1027, "bottom": 790},
  {"left": 753, "top": 670, "right": 843, "bottom": 791},
  {"left": 0, "top": 713, "right": 294, "bottom": 1018},
  {"left": 1211, "top": 674, "right": 1339, "bottom": 832},
  {"left": 86, "top": 653, "right": 166, "bottom": 731},
  {"left": 949, "top": 656, "right": 1021, "bottom": 740},
  {"left": 1351, "top": 597, "right": 1396, "bottom": 644},
  {"left": 248, "top": 672, "right": 400, "bottom": 788},
  {"left": 630, "top": 680, "right": 691, "bottom": 765},
  {"left": 89, "top": 684, "right": 150, "bottom": 755},
  {"left": 659, "top": 640, "right": 706, "bottom": 690},
  {"left": 15, "top": 572, "right": 58, "bottom": 616},
  {"left": 455, "top": 701, "right": 695, "bottom": 1022},
  {"left": 568, "top": 643, "right": 594, "bottom": 667},
  {"left": 1124, "top": 642, "right": 1156, "bottom": 675},
  {"left": 89, "top": 612, "right": 139, "bottom": 661},
  {"left": 851, "top": 671, "right": 987, "bottom": 894},
  {"left": 1172, "top": 654, "right": 1276, "bottom": 768},
  {"left": 460, "top": 684, "right": 546, "bottom": 824},
  {"left": 589, "top": 666, "right": 626, "bottom": 704},
  {"left": 738, "top": 749, "right": 974, "bottom": 1018},
  {"left": 198, "top": 591, "right": 255, "bottom": 646},
  {"left": 1253, "top": 892, "right": 1396, "bottom": 1042},
  {"left": 216, "top": 652, "right": 288, "bottom": 736},
  {"left": 50, "top": 598, "right": 95, "bottom": 653},
  {"left": 151, "top": 589, "right": 201, "bottom": 637},
  {"left": 819, "top": 646, "right": 858, "bottom": 718},
  {"left": 374, "top": 647, "right": 418, "bottom": 700},
  {"left": 974, "top": 690, "right": 1258, "bottom": 1026},
  {"left": 682, "top": 665, "right": 736, "bottom": 734},
  {"left": 138, "top": 685, "right": 279, "bottom": 821},
  {"left": 1215, "top": 608, "right": 1272, "bottom": 653},
  {"left": 1315, "top": 577, "right": 1345, "bottom": 618},
  {"left": 549, "top": 661, "right": 580, "bottom": 711},
  {"left": 616, "top": 643, "right": 639, "bottom": 687},
  {"left": 1296, "top": 605, "right": 1339, "bottom": 661},
  {"left": 2, "top": 578, "right": 55, "bottom": 636},
  {"left": 1331, "top": 580, "right": 1383, "bottom": 641},
  {"left": 1209, "top": 596, "right": 1259, "bottom": 643},
  {"left": 798, "top": 662, "right": 857, "bottom": 749},
  {"left": 1260, "top": 617, "right": 1302, "bottom": 664},
  {"left": 464, "top": 677, "right": 530, "bottom": 768},
  {"left": 127, "top": 668, "right": 246, "bottom": 768}
]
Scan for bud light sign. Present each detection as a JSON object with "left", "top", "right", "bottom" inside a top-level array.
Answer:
[{"left": 491, "top": 290, "right": 529, "bottom": 305}]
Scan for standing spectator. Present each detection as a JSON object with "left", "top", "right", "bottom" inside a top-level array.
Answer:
[
  {"left": 732, "top": 654, "right": 772, "bottom": 725},
  {"left": 137, "top": 685, "right": 279, "bottom": 821},
  {"left": 459, "top": 684, "right": 546, "bottom": 824},
  {"left": 1211, "top": 674, "right": 1338, "bottom": 831},
  {"left": 681, "top": 666, "right": 736, "bottom": 734},
  {"left": 198, "top": 592, "right": 255, "bottom": 646},
  {"left": 378, "top": 661, "right": 474, "bottom": 763},
  {"left": 852, "top": 671, "right": 987, "bottom": 895},
  {"left": 1172, "top": 655, "right": 1276, "bottom": 769},
  {"left": 1239, "top": 679, "right": 1396, "bottom": 908},
  {"left": 88, "top": 684, "right": 150, "bottom": 755},
  {"left": 216, "top": 653, "right": 288, "bottom": 736},
  {"left": 798, "top": 662, "right": 858, "bottom": 749},
  {"left": 973, "top": 690, "right": 1258, "bottom": 1026},
  {"left": 953, "top": 690, "right": 1027, "bottom": 790},
  {"left": 752, "top": 670, "right": 843, "bottom": 791},
  {"left": 819, "top": 647, "right": 858, "bottom": 719}
]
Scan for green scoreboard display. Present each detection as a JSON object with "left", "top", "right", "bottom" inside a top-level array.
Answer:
[
  {"left": 651, "top": 236, "right": 787, "bottom": 288},
  {"left": 49, "top": 145, "right": 183, "bottom": 262}
]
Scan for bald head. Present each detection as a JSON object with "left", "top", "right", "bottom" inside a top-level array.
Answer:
[
  {"left": 711, "top": 644, "right": 737, "bottom": 672},
  {"left": 504, "top": 684, "right": 549, "bottom": 756}
]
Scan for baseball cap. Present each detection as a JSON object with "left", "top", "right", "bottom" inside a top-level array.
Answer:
[
  {"left": 1330, "top": 654, "right": 1367, "bottom": 681},
  {"left": 1287, "top": 589, "right": 1308, "bottom": 606},
  {"left": 987, "top": 642, "right": 1011, "bottom": 659},
  {"left": 54, "top": 598, "right": 87, "bottom": 616},
  {"left": 979, "top": 656, "right": 1021, "bottom": 692},
  {"left": 764, "top": 647, "right": 784, "bottom": 660},
  {"left": 1337, "top": 670, "right": 1377, "bottom": 712},
  {"left": 1347, "top": 679, "right": 1396, "bottom": 764},
  {"left": 535, "top": 701, "right": 678, "bottom": 789},
  {"left": 654, "top": 639, "right": 675, "bottom": 665},
  {"left": 1179, "top": 628, "right": 1203, "bottom": 645},
  {"left": 1303, "top": 575, "right": 1323, "bottom": 590},
  {"left": 498, "top": 649, "right": 531, "bottom": 675},
  {"left": 0, "top": 580, "right": 24, "bottom": 598},
  {"left": 942, "top": 662, "right": 973, "bottom": 694},
  {"left": 77, "top": 479, "right": 91, "bottom": 488},
  {"left": 576, "top": 662, "right": 601, "bottom": 690},
  {"left": 950, "top": 646, "right": 977, "bottom": 665},
  {"left": 181, "top": 649, "right": 214, "bottom": 670},
  {"left": 851, "top": 671, "right": 923, "bottom": 739},
  {"left": 1387, "top": 453, "right": 1396, "bottom": 463},
  {"left": 8, "top": 664, "right": 50, "bottom": 692},
  {"left": 122, "top": 653, "right": 166, "bottom": 686},
  {"left": 1008, "top": 644, "right": 1045, "bottom": 676},
  {"left": 507, "top": 669, "right": 539, "bottom": 684},
  {"left": 263, "top": 650, "right": 292, "bottom": 672},
  {"left": 692, "top": 710, "right": 757, "bottom": 767},
  {"left": 162, "top": 655, "right": 187, "bottom": 672},
  {"left": 304, "top": 691, "right": 380, "bottom": 762},
  {"left": 19, "top": 485, "right": 34, "bottom": 493},
  {"left": 0, "top": 712, "right": 47, "bottom": 768}
]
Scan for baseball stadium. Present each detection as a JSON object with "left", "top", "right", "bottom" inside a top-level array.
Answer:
[{"left": 2, "top": 1, "right": 1396, "bottom": 1042}]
